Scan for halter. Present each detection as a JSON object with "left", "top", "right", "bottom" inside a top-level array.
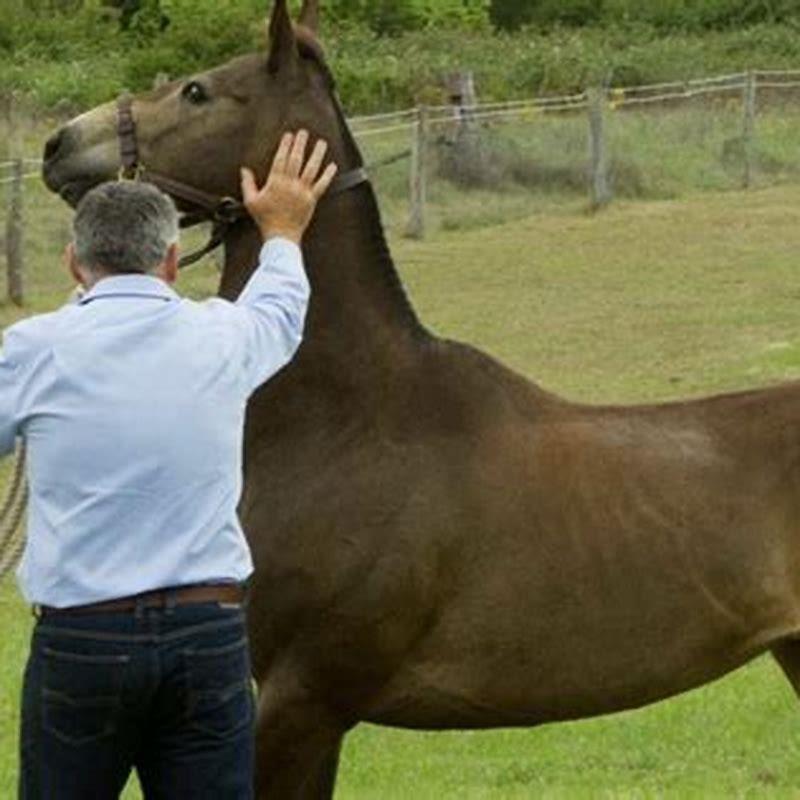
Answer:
[{"left": 117, "top": 93, "right": 369, "bottom": 269}]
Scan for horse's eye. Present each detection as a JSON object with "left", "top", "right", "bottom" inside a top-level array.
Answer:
[{"left": 182, "top": 82, "right": 209, "bottom": 105}]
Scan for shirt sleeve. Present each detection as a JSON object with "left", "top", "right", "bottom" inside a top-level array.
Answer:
[{"left": 234, "top": 237, "right": 311, "bottom": 394}]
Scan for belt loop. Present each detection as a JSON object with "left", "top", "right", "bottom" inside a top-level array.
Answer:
[
  {"left": 165, "top": 588, "right": 177, "bottom": 615},
  {"left": 134, "top": 595, "right": 146, "bottom": 620}
]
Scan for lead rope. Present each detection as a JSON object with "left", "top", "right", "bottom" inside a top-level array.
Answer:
[{"left": 0, "top": 441, "right": 27, "bottom": 579}]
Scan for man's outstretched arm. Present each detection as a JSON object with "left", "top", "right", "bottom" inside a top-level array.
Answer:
[{"left": 233, "top": 130, "right": 337, "bottom": 392}]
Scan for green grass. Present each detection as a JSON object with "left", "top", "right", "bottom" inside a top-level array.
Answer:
[{"left": 2, "top": 182, "right": 800, "bottom": 795}]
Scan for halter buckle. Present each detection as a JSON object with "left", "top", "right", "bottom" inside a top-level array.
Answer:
[
  {"left": 214, "top": 197, "right": 242, "bottom": 224},
  {"left": 118, "top": 164, "right": 145, "bottom": 183}
]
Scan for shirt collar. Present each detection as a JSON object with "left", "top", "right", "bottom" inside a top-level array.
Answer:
[{"left": 78, "top": 274, "right": 179, "bottom": 305}]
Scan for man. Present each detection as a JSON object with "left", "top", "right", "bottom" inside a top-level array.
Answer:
[{"left": 5, "top": 131, "right": 337, "bottom": 799}]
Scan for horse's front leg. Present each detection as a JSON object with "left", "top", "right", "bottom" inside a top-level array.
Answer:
[{"left": 254, "top": 674, "right": 347, "bottom": 800}]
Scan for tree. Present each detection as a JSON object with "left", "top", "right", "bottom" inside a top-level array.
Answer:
[
  {"left": 327, "top": 0, "right": 488, "bottom": 35},
  {"left": 490, "top": 0, "right": 534, "bottom": 30},
  {"left": 491, "top": 0, "right": 603, "bottom": 30},
  {"left": 103, "top": 0, "right": 169, "bottom": 32}
]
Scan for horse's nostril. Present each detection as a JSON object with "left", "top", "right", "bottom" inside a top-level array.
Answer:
[{"left": 44, "top": 129, "right": 67, "bottom": 163}]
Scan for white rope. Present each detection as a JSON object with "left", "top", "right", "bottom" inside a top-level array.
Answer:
[
  {"left": 424, "top": 92, "right": 587, "bottom": 116},
  {"left": 0, "top": 172, "right": 41, "bottom": 185},
  {"left": 353, "top": 122, "right": 416, "bottom": 139},
  {"left": 425, "top": 101, "right": 474, "bottom": 114},
  {"left": 468, "top": 102, "right": 588, "bottom": 121},
  {"left": 616, "top": 83, "right": 745, "bottom": 107},
  {"left": 758, "top": 81, "right": 800, "bottom": 89},
  {"left": 440, "top": 96, "right": 587, "bottom": 116},
  {"left": 755, "top": 69, "right": 800, "bottom": 78},
  {"left": 0, "top": 487, "right": 27, "bottom": 578},
  {"left": 0, "top": 160, "right": 41, "bottom": 175},
  {"left": 0, "top": 443, "right": 27, "bottom": 580},
  {"left": 350, "top": 108, "right": 419, "bottom": 126},
  {"left": 617, "top": 73, "right": 747, "bottom": 96},
  {"left": 0, "top": 159, "right": 40, "bottom": 166},
  {"left": 426, "top": 102, "right": 588, "bottom": 129},
  {"left": 686, "top": 71, "right": 747, "bottom": 86},
  {"left": 462, "top": 95, "right": 583, "bottom": 111}
]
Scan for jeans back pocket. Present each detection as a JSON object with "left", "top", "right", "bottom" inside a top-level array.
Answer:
[
  {"left": 182, "top": 636, "right": 254, "bottom": 740},
  {"left": 42, "top": 647, "right": 131, "bottom": 747}
]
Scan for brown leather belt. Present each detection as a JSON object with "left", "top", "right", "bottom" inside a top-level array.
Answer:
[{"left": 37, "top": 583, "right": 245, "bottom": 617}]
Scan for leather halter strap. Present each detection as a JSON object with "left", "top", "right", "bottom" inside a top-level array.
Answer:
[{"left": 116, "top": 93, "right": 369, "bottom": 269}]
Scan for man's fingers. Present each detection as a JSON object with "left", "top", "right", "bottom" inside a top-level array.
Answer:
[
  {"left": 240, "top": 167, "right": 258, "bottom": 206},
  {"left": 245, "top": 131, "right": 339, "bottom": 243},
  {"left": 312, "top": 162, "right": 339, "bottom": 200},
  {"left": 271, "top": 133, "right": 293, "bottom": 175},
  {"left": 286, "top": 130, "right": 309, "bottom": 178},
  {"left": 301, "top": 139, "right": 329, "bottom": 185}
]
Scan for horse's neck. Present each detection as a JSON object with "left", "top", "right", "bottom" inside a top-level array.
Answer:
[{"left": 219, "top": 184, "right": 427, "bottom": 381}]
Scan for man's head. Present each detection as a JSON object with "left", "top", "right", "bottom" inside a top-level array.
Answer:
[{"left": 68, "top": 181, "right": 180, "bottom": 289}]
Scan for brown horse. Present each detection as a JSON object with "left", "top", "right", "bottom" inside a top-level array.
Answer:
[{"left": 42, "top": 1, "right": 800, "bottom": 796}]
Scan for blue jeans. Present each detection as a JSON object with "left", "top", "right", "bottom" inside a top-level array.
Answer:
[{"left": 19, "top": 601, "right": 256, "bottom": 799}]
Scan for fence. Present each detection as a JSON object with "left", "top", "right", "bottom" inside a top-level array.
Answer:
[
  {"left": 348, "top": 68, "right": 800, "bottom": 235},
  {"left": 0, "top": 159, "right": 39, "bottom": 306},
  {"left": 6, "top": 68, "right": 800, "bottom": 308}
]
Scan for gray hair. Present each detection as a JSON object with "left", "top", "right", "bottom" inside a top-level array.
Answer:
[{"left": 73, "top": 182, "right": 179, "bottom": 275}]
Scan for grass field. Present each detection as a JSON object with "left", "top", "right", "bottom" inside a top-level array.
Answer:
[{"left": 2, "top": 184, "right": 800, "bottom": 796}]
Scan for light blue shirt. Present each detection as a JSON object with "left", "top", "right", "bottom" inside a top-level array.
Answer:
[{"left": 0, "top": 238, "right": 309, "bottom": 608}]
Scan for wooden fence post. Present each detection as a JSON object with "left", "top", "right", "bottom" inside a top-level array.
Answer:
[
  {"left": 588, "top": 87, "right": 611, "bottom": 211},
  {"left": 447, "top": 70, "right": 477, "bottom": 136},
  {"left": 406, "top": 105, "right": 428, "bottom": 240},
  {"left": 6, "top": 159, "right": 25, "bottom": 307},
  {"left": 6, "top": 99, "right": 24, "bottom": 307},
  {"left": 742, "top": 70, "right": 758, "bottom": 189}
]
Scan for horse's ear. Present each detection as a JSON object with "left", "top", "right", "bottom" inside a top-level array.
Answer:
[
  {"left": 267, "top": 0, "right": 297, "bottom": 74},
  {"left": 299, "top": 0, "right": 319, "bottom": 33}
]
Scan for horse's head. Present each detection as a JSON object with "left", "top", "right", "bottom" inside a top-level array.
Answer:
[{"left": 42, "top": 0, "right": 357, "bottom": 212}]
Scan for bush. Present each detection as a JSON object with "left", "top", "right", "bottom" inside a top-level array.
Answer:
[
  {"left": 491, "top": 0, "right": 603, "bottom": 30},
  {"left": 604, "top": 0, "right": 800, "bottom": 31},
  {"left": 490, "top": 0, "right": 532, "bottom": 30},
  {"left": 324, "top": 0, "right": 489, "bottom": 35},
  {"left": 491, "top": 0, "right": 800, "bottom": 32}
]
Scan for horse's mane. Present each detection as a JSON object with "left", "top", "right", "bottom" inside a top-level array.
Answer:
[{"left": 294, "top": 25, "right": 424, "bottom": 336}]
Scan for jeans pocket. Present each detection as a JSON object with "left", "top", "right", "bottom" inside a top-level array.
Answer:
[
  {"left": 183, "top": 636, "right": 254, "bottom": 740},
  {"left": 41, "top": 647, "right": 130, "bottom": 747}
]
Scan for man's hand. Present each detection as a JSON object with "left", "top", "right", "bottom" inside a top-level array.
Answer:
[{"left": 241, "top": 130, "right": 338, "bottom": 245}]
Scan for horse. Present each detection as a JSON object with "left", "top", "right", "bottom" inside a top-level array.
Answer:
[{"left": 41, "top": 1, "right": 800, "bottom": 796}]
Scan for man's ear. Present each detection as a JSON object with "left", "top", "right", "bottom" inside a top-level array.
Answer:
[
  {"left": 267, "top": 0, "right": 298, "bottom": 75},
  {"left": 65, "top": 242, "right": 86, "bottom": 288},
  {"left": 161, "top": 243, "right": 179, "bottom": 285}
]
